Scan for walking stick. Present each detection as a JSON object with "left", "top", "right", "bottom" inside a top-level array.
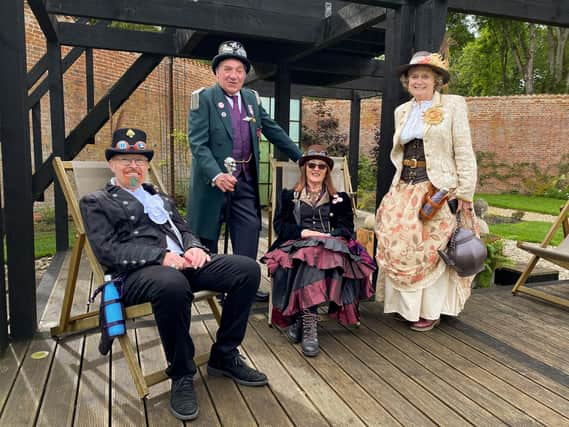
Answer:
[{"left": 223, "top": 157, "right": 237, "bottom": 254}]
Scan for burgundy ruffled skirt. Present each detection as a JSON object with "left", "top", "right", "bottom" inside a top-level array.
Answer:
[{"left": 261, "top": 236, "right": 376, "bottom": 327}]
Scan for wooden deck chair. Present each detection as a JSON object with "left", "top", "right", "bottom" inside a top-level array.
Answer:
[
  {"left": 512, "top": 200, "right": 569, "bottom": 308},
  {"left": 266, "top": 157, "right": 356, "bottom": 325},
  {"left": 50, "top": 157, "right": 221, "bottom": 398}
]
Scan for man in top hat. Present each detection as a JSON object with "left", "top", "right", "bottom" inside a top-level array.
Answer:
[
  {"left": 80, "top": 127, "right": 268, "bottom": 421},
  {"left": 187, "top": 40, "right": 303, "bottom": 301}
]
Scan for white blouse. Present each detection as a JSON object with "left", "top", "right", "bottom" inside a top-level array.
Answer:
[{"left": 399, "top": 99, "right": 433, "bottom": 144}]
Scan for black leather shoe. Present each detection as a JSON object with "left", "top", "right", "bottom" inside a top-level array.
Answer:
[
  {"left": 286, "top": 316, "right": 303, "bottom": 344},
  {"left": 169, "top": 375, "right": 199, "bottom": 421},
  {"left": 255, "top": 290, "right": 269, "bottom": 302},
  {"left": 207, "top": 356, "right": 268, "bottom": 386}
]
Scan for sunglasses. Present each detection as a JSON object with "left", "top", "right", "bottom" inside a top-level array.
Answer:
[
  {"left": 307, "top": 162, "right": 328, "bottom": 170},
  {"left": 115, "top": 140, "right": 147, "bottom": 151}
]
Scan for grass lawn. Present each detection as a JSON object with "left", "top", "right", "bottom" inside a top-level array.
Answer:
[
  {"left": 489, "top": 221, "right": 563, "bottom": 246},
  {"left": 34, "top": 222, "right": 77, "bottom": 258},
  {"left": 476, "top": 193, "right": 567, "bottom": 216}
]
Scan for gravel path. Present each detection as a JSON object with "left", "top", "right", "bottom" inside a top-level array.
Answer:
[{"left": 487, "top": 206, "right": 557, "bottom": 222}]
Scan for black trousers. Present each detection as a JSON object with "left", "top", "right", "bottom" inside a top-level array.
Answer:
[
  {"left": 201, "top": 176, "right": 261, "bottom": 259},
  {"left": 121, "top": 255, "right": 260, "bottom": 380}
]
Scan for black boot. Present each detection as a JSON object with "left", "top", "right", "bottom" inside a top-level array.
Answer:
[
  {"left": 286, "top": 315, "right": 303, "bottom": 343},
  {"left": 301, "top": 310, "right": 319, "bottom": 357}
]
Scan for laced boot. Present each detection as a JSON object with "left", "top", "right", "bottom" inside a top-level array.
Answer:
[
  {"left": 301, "top": 310, "right": 319, "bottom": 357},
  {"left": 286, "top": 315, "right": 303, "bottom": 343}
]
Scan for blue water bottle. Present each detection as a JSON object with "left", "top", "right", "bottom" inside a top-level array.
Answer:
[{"left": 102, "top": 274, "right": 125, "bottom": 337}]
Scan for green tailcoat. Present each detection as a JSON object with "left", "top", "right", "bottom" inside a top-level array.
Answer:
[{"left": 187, "top": 83, "right": 302, "bottom": 240}]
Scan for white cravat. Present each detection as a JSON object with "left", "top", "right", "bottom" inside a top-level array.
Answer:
[
  {"left": 400, "top": 99, "right": 433, "bottom": 144},
  {"left": 112, "top": 179, "right": 185, "bottom": 254}
]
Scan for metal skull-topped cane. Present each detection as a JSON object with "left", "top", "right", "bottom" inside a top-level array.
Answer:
[{"left": 224, "top": 156, "right": 237, "bottom": 175}]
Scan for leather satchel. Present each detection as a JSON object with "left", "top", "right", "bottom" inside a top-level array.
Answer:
[{"left": 438, "top": 211, "right": 487, "bottom": 277}]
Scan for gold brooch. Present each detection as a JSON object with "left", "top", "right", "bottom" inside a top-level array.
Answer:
[
  {"left": 423, "top": 107, "right": 443, "bottom": 125},
  {"left": 126, "top": 128, "right": 136, "bottom": 138}
]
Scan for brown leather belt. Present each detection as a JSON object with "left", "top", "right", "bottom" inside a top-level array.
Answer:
[{"left": 402, "top": 158, "right": 426, "bottom": 168}]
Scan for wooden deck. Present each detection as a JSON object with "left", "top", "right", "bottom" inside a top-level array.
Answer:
[{"left": 2, "top": 241, "right": 569, "bottom": 426}]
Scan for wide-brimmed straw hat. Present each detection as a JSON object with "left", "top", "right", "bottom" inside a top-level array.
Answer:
[
  {"left": 397, "top": 51, "right": 450, "bottom": 83},
  {"left": 105, "top": 127, "right": 154, "bottom": 161},
  {"left": 211, "top": 40, "right": 251, "bottom": 74},
  {"left": 298, "top": 144, "right": 334, "bottom": 170}
]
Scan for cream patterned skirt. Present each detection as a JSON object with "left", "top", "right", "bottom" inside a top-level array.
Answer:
[{"left": 375, "top": 181, "right": 474, "bottom": 321}]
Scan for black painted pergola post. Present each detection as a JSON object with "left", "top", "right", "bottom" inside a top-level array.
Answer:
[
  {"left": 376, "top": 0, "right": 448, "bottom": 207},
  {"left": 415, "top": 0, "right": 448, "bottom": 52},
  {"left": 348, "top": 90, "right": 361, "bottom": 193},
  {"left": 274, "top": 62, "right": 292, "bottom": 161},
  {"left": 273, "top": 62, "right": 292, "bottom": 198},
  {"left": 48, "top": 40, "right": 69, "bottom": 251},
  {"left": 0, "top": 190, "right": 6, "bottom": 353},
  {"left": 376, "top": 6, "right": 414, "bottom": 207},
  {"left": 0, "top": 0, "right": 37, "bottom": 339}
]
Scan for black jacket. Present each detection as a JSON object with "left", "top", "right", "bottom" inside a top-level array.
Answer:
[
  {"left": 80, "top": 182, "right": 207, "bottom": 275},
  {"left": 270, "top": 189, "right": 354, "bottom": 251}
]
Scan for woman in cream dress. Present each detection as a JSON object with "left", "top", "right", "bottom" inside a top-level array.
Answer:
[{"left": 375, "top": 50, "right": 478, "bottom": 331}]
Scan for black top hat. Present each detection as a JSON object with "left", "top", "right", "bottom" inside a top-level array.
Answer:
[
  {"left": 105, "top": 128, "right": 154, "bottom": 161},
  {"left": 211, "top": 41, "right": 251, "bottom": 74}
]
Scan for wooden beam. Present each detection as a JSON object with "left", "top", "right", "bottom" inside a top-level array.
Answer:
[
  {"left": 0, "top": 0, "right": 37, "bottom": 339},
  {"left": 294, "top": 54, "right": 385, "bottom": 77},
  {"left": 27, "top": 0, "right": 58, "bottom": 42},
  {"left": 290, "top": 3, "right": 387, "bottom": 63},
  {"left": 45, "top": 0, "right": 321, "bottom": 43},
  {"left": 0, "top": 193, "right": 6, "bottom": 351},
  {"left": 27, "top": 55, "right": 48, "bottom": 89},
  {"left": 349, "top": 0, "right": 569, "bottom": 26},
  {"left": 32, "top": 54, "right": 163, "bottom": 200},
  {"left": 340, "top": 0, "right": 408, "bottom": 7},
  {"left": 26, "top": 18, "right": 91, "bottom": 89},
  {"left": 32, "top": 103, "right": 44, "bottom": 201},
  {"left": 317, "top": 3, "right": 386, "bottom": 45},
  {"left": 85, "top": 48, "right": 95, "bottom": 145},
  {"left": 47, "top": 41, "right": 69, "bottom": 251},
  {"left": 249, "top": 80, "right": 378, "bottom": 100},
  {"left": 274, "top": 63, "right": 292, "bottom": 161},
  {"left": 448, "top": 0, "right": 569, "bottom": 27},
  {"left": 175, "top": 30, "right": 205, "bottom": 55},
  {"left": 27, "top": 46, "right": 84, "bottom": 109},
  {"left": 349, "top": 91, "right": 361, "bottom": 192},
  {"left": 376, "top": 6, "right": 414, "bottom": 207},
  {"left": 57, "top": 22, "right": 178, "bottom": 55},
  {"left": 329, "top": 76, "right": 384, "bottom": 91},
  {"left": 415, "top": 0, "right": 448, "bottom": 52}
]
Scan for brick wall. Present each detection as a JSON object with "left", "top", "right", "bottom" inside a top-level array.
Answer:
[{"left": 23, "top": 4, "right": 569, "bottom": 201}]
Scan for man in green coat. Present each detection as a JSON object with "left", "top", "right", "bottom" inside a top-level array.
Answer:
[{"left": 187, "top": 41, "right": 302, "bottom": 301}]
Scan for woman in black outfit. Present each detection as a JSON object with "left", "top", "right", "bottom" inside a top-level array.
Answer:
[{"left": 262, "top": 145, "right": 375, "bottom": 357}]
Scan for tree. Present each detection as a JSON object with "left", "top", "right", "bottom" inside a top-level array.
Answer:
[
  {"left": 301, "top": 100, "right": 348, "bottom": 156},
  {"left": 447, "top": 13, "right": 569, "bottom": 95},
  {"left": 547, "top": 27, "right": 569, "bottom": 91}
]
